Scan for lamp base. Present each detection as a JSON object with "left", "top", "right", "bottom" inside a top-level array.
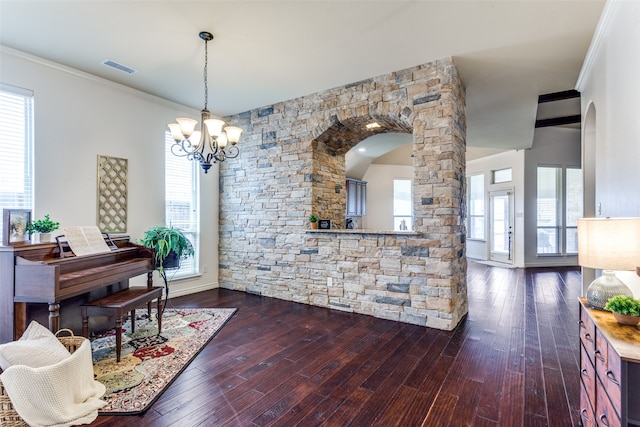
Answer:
[{"left": 586, "top": 270, "right": 634, "bottom": 310}]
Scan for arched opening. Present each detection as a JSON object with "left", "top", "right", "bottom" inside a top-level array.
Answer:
[
  {"left": 310, "top": 115, "right": 413, "bottom": 230},
  {"left": 346, "top": 133, "right": 413, "bottom": 230}
]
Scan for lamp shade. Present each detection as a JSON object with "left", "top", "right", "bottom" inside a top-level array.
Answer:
[{"left": 577, "top": 217, "right": 640, "bottom": 271}]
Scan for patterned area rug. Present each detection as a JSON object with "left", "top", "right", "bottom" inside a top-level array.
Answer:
[{"left": 90, "top": 307, "right": 236, "bottom": 415}]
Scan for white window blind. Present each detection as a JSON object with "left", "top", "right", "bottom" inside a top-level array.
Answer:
[
  {"left": 164, "top": 131, "right": 199, "bottom": 277},
  {"left": 0, "top": 84, "right": 34, "bottom": 241}
]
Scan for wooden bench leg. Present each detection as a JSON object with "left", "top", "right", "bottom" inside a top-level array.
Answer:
[
  {"left": 115, "top": 315, "right": 123, "bottom": 362},
  {"left": 81, "top": 307, "right": 89, "bottom": 338},
  {"left": 130, "top": 309, "right": 136, "bottom": 332}
]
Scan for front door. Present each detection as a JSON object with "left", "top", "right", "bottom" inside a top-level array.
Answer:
[{"left": 489, "top": 190, "right": 514, "bottom": 264}]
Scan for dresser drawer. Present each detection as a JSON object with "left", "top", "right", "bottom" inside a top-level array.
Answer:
[
  {"left": 579, "top": 305, "right": 596, "bottom": 355},
  {"left": 580, "top": 381, "right": 597, "bottom": 427},
  {"left": 596, "top": 377, "right": 621, "bottom": 427},
  {"left": 580, "top": 342, "right": 596, "bottom": 411},
  {"left": 595, "top": 333, "right": 622, "bottom": 417}
]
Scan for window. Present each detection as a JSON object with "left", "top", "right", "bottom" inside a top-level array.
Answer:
[
  {"left": 393, "top": 179, "right": 412, "bottom": 231},
  {"left": 165, "top": 131, "right": 199, "bottom": 277},
  {"left": 565, "top": 167, "right": 583, "bottom": 254},
  {"left": 467, "top": 174, "right": 484, "bottom": 240},
  {"left": 0, "top": 84, "right": 34, "bottom": 240},
  {"left": 537, "top": 166, "right": 560, "bottom": 254},
  {"left": 492, "top": 168, "right": 512, "bottom": 184},
  {"left": 536, "top": 166, "right": 582, "bottom": 255}
]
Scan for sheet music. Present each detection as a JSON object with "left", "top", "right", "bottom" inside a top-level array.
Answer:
[{"left": 62, "top": 226, "right": 111, "bottom": 256}]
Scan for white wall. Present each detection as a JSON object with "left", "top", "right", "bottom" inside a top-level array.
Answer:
[
  {"left": 0, "top": 47, "right": 219, "bottom": 296},
  {"left": 577, "top": 0, "right": 640, "bottom": 296},
  {"left": 466, "top": 150, "right": 526, "bottom": 267},
  {"left": 361, "top": 164, "right": 412, "bottom": 230}
]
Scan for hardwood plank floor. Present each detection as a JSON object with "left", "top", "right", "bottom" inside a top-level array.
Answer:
[{"left": 93, "top": 261, "right": 582, "bottom": 426}]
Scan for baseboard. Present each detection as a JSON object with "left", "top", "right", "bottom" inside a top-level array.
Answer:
[{"left": 166, "top": 282, "right": 218, "bottom": 299}]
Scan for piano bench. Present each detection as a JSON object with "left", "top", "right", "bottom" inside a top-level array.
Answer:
[{"left": 81, "top": 286, "right": 164, "bottom": 362}]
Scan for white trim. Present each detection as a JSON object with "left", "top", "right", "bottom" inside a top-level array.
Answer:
[
  {"left": 166, "top": 281, "right": 218, "bottom": 299},
  {"left": 576, "top": 0, "right": 617, "bottom": 91}
]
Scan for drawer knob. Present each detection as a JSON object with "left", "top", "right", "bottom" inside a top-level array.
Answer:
[
  {"left": 599, "top": 413, "right": 610, "bottom": 426},
  {"left": 594, "top": 350, "right": 604, "bottom": 362},
  {"left": 606, "top": 370, "right": 620, "bottom": 386},
  {"left": 581, "top": 409, "right": 592, "bottom": 422},
  {"left": 581, "top": 368, "right": 590, "bottom": 379},
  {"left": 584, "top": 333, "right": 593, "bottom": 343}
]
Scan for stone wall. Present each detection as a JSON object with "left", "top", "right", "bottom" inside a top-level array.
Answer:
[{"left": 219, "top": 58, "right": 468, "bottom": 330}]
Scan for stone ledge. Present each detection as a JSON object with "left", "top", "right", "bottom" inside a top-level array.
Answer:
[{"left": 306, "top": 229, "right": 421, "bottom": 236}]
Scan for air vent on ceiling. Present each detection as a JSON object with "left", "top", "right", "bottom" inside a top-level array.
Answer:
[{"left": 101, "top": 59, "right": 137, "bottom": 75}]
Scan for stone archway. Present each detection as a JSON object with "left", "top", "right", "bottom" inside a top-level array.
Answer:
[
  {"left": 219, "top": 58, "right": 468, "bottom": 330},
  {"left": 310, "top": 114, "right": 413, "bottom": 229}
]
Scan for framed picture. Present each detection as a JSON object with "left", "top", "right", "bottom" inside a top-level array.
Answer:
[
  {"left": 318, "top": 219, "right": 332, "bottom": 230},
  {"left": 3, "top": 209, "right": 31, "bottom": 245}
]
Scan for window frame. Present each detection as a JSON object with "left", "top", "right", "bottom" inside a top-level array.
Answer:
[
  {"left": 164, "top": 131, "right": 200, "bottom": 278},
  {"left": 392, "top": 178, "right": 413, "bottom": 231},
  {"left": 0, "top": 84, "right": 34, "bottom": 242},
  {"left": 536, "top": 164, "right": 582, "bottom": 256},
  {"left": 466, "top": 173, "right": 485, "bottom": 241}
]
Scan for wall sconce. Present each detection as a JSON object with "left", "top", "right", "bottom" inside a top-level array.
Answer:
[{"left": 577, "top": 217, "right": 640, "bottom": 309}]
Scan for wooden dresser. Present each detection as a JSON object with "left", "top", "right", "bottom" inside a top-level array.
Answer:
[{"left": 579, "top": 298, "right": 640, "bottom": 426}]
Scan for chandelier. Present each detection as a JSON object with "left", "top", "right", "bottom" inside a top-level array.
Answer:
[{"left": 168, "top": 31, "right": 242, "bottom": 173}]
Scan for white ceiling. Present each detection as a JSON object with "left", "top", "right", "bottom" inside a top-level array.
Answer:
[{"left": 0, "top": 0, "right": 604, "bottom": 153}]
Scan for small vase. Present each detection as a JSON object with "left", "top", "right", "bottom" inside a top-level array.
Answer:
[{"left": 612, "top": 312, "right": 640, "bottom": 326}]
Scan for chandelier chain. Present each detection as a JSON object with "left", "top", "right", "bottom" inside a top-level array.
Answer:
[{"left": 203, "top": 38, "right": 208, "bottom": 110}]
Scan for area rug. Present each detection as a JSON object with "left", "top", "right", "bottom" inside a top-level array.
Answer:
[{"left": 89, "top": 307, "right": 236, "bottom": 415}]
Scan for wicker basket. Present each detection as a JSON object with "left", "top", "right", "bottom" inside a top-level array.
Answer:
[{"left": 0, "top": 329, "right": 86, "bottom": 427}]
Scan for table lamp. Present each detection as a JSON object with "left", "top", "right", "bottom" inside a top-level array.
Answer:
[{"left": 577, "top": 217, "right": 640, "bottom": 309}]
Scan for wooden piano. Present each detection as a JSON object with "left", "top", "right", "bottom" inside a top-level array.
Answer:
[{"left": 0, "top": 235, "right": 154, "bottom": 344}]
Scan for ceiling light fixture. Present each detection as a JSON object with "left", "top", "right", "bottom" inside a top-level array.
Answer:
[
  {"left": 366, "top": 122, "right": 381, "bottom": 130},
  {"left": 167, "top": 31, "right": 242, "bottom": 173}
]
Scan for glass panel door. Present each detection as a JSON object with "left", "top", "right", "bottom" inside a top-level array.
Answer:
[{"left": 489, "top": 190, "right": 514, "bottom": 264}]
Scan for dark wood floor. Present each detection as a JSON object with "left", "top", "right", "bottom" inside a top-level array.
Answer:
[{"left": 93, "top": 261, "right": 583, "bottom": 426}]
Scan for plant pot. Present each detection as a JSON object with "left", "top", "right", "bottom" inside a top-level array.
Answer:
[
  {"left": 161, "top": 250, "right": 181, "bottom": 270},
  {"left": 39, "top": 233, "right": 52, "bottom": 243},
  {"left": 612, "top": 312, "right": 640, "bottom": 326},
  {"left": 310, "top": 222, "right": 318, "bottom": 229}
]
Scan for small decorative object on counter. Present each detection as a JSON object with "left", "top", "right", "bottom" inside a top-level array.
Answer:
[
  {"left": 604, "top": 295, "right": 640, "bottom": 325},
  {"left": 309, "top": 215, "right": 318, "bottom": 229},
  {"left": 319, "top": 219, "right": 332, "bottom": 230}
]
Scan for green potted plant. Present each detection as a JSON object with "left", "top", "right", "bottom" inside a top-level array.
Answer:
[
  {"left": 26, "top": 214, "right": 60, "bottom": 243},
  {"left": 140, "top": 225, "right": 194, "bottom": 273},
  {"left": 309, "top": 215, "right": 318, "bottom": 229},
  {"left": 604, "top": 295, "right": 640, "bottom": 325}
]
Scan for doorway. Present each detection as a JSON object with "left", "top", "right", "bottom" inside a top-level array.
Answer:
[{"left": 489, "top": 190, "right": 514, "bottom": 264}]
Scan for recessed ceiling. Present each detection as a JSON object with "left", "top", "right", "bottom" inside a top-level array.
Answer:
[{"left": 0, "top": 1, "right": 605, "bottom": 152}]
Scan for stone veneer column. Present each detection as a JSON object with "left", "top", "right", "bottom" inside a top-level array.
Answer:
[{"left": 219, "top": 58, "right": 467, "bottom": 330}]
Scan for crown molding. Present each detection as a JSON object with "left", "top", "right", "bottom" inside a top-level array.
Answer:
[{"left": 576, "top": 0, "right": 617, "bottom": 91}]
